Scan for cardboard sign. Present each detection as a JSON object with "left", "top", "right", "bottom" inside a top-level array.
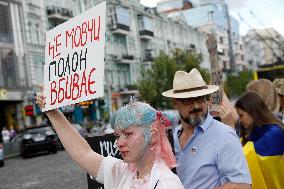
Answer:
[
  {"left": 86, "top": 134, "right": 122, "bottom": 189},
  {"left": 210, "top": 68, "right": 223, "bottom": 105},
  {"left": 206, "top": 34, "right": 223, "bottom": 108},
  {"left": 43, "top": 1, "right": 106, "bottom": 111},
  {"left": 206, "top": 34, "right": 218, "bottom": 69}
]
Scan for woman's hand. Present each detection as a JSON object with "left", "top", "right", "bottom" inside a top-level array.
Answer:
[
  {"left": 220, "top": 92, "right": 239, "bottom": 128},
  {"left": 35, "top": 84, "right": 46, "bottom": 110},
  {"left": 34, "top": 84, "right": 103, "bottom": 177}
]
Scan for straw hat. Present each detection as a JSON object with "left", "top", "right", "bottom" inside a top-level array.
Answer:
[{"left": 162, "top": 68, "right": 219, "bottom": 98}]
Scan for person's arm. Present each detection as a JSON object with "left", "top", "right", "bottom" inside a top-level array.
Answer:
[
  {"left": 219, "top": 92, "right": 239, "bottom": 128},
  {"left": 215, "top": 183, "right": 251, "bottom": 189},
  {"left": 36, "top": 93, "right": 103, "bottom": 177}
]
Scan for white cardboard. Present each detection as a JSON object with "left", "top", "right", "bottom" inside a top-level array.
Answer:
[{"left": 43, "top": 1, "right": 106, "bottom": 111}]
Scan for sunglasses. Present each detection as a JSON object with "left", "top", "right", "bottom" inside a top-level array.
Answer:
[{"left": 177, "top": 96, "right": 207, "bottom": 105}]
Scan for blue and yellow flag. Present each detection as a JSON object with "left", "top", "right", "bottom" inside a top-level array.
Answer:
[{"left": 243, "top": 141, "right": 284, "bottom": 189}]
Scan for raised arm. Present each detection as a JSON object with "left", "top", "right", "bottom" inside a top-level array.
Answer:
[
  {"left": 219, "top": 92, "right": 239, "bottom": 128},
  {"left": 35, "top": 91, "right": 103, "bottom": 177}
]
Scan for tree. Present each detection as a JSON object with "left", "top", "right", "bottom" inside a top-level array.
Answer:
[
  {"left": 173, "top": 49, "right": 210, "bottom": 83},
  {"left": 137, "top": 49, "right": 209, "bottom": 109},
  {"left": 138, "top": 52, "right": 177, "bottom": 109},
  {"left": 224, "top": 70, "right": 254, "bottom": 98}
]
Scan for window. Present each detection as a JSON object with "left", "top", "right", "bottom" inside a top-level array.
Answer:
[
  {"left": 0, "top": 4, "right": 12, "bottom": 43},
  {"left": 33, "top": 56, "right": 45, "bottom": 84},
  {"left": 1, "top": 48, "right": 17, "bottom": 87},
  {"left": 207, "top": 11, "right": 214, "bottom": 22},
  {"left": 35, "top": 23, "right": 40, "bottom": 44},
  {"left": 139, "top": 16, "right": 153, "bottom": 31},
  {"left": 27, "top": 22, "right": 32, "bottom": 43},
  {"left": 116, "top": 6, "right": 129, "bottom": 26},
  {"left": 113, "top": 35, "right": 127, "bottom": 55},
  {"left": 220, "top": 37, "right": 223, "bottom": 44},
  {"left": 223, "top": 61, "right": 227, "bottom": 70}
]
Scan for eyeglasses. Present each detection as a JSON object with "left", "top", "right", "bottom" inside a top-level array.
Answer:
[{"left": 177, "top": 96, "right": 206, "bottom": 105}]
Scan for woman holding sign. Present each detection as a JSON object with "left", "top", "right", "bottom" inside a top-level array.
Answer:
[{"left": 36, "top": 90, "right": 184, "bottom": 189}]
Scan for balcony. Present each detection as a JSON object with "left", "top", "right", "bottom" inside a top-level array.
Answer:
[
  {"left": 115, "top": 54, "right": 134, "bottom": 64},
  {"left": 186, "top": 44, "right": 196, "bottom": 54},
  {"left": 138, "top": 15, "right": 154, "bottom": 40},
  {"left": 110, "top": 23, "right": 130, "bottom": 35},
  {"left": 139, "top": 30, "right": 154, "bottom": 40},
  {"left": 143, "top": 50, "right": 154, "bottom": 62},
  {"left": 46, "top": 6, "right": 73, "bottom": 22},
  {"left": 217, "top": 46, "right": 225, "bottom": 55},
  {"left": 110, "top": 6, "right": 131, "bottom": 36}
]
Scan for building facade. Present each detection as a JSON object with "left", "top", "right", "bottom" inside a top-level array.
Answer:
[
  {"left": 0, "top": 0, "right": 30, "bottom": 131},
  {"left": 87, "top": 0, "right": 210, "bottom": 112},
  {"left": 157, "top": 0, "right": 245, "bottom": 72},
  {"left": 244, "top": 28, "right": 284, "bottom": 70},
  {"left": 1, "top": 0, "right": 211, "bottom": 130}
]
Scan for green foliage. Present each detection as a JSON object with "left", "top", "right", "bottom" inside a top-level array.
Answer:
[
  {"left": 126, "top": 84, "right": 138, "bottom": 90},
  {"left": 138, "top": 52, "right": 177, "bottom": 109},
  {"left": 224, "top": 70, "right": 254, "bottom": 98},
  {"left": 137, "top": 49, "right": 209, "bottom": 109},
  {"left": 172, "top": 49, "right": 210, "bottom": 83}
]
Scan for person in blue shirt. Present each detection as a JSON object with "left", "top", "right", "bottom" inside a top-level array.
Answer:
[{"left": 162, "top": 68, "right": 252, "bottom": 189}]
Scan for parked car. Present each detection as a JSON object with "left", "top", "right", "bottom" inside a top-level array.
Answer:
[
  {"left": 19, "top": 125, "right": 58, "bottom": 158},
  {"left": 0, "top": 135, "right": 4, "bottom": 167}
]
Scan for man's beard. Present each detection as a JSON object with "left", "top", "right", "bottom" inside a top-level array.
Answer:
[{"left": 180, "top": 110, "right": 206, "bottom": 127}]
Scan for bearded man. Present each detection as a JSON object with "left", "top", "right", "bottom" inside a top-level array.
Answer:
[{"left": 162, "top": 68, "right": 252, "bottom": 189}]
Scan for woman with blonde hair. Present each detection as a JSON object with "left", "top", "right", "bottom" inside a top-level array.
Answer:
[
  {"left": 273, "top": 78, "right": 284, "bottom": 122},
  {"left": 246, "top": 79, "right": 280, "bottom": 113}
]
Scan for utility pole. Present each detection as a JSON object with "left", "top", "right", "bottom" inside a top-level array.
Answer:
[{"left": 224, "top": 3, "right": 235, "bottom": 72}]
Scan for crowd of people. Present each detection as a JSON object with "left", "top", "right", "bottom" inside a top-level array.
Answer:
[
  {"left": 1, "top": 127, "right": 17, "bottom": 143},
  {"left": 35, "top": 68, "right": 284, "bottom": 189}
]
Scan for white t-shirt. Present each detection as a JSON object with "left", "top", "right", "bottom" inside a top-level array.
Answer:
[
  {"left": 2, "top": 129, "right": 10, "bottom": 142},
  {"left": 96, "top": 156, "right": 184, "bottom": 189}
]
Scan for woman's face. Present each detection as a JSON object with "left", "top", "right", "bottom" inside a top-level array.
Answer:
[
  {"left": 114, "top": 126, "right": 147, "bottom": 163},
  {"left": 236, "top": 108, "right": 254, "bottom": 128}
]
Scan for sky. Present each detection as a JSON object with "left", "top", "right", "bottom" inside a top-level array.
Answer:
[{"left": 140, "top": 0, "right": 284, "bottom": 36}]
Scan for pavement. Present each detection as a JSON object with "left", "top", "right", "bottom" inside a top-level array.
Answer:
[{"left": 0, "top": 151, "right": 88, "bottom": 189}]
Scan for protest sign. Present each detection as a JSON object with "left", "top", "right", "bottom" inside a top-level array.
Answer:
[
  {"left": 206, "top": 34, "right": 223, "bottom": 108},
  {"left": 43, "top": 1, "right": 106, "bottom": 112},
  {"left": 86, "top": 134, "right": 122, "bottom": 189},
  {"left": 210, "top": 68, "right": 223, "bottom": 105},
  {"left": 206, "top": 34, "right": 218, "bottom": 69}
]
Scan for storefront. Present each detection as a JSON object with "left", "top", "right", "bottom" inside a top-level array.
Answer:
[
  {"left": 0, "top": 88, "right": 26, "bottom": 132},
  {"left": 111, "top": 90, "right": 139, "bottom": 112}
]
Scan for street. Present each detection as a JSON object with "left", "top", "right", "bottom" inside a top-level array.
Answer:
[{"left": 0, "top": 151, "right": 88, "bottom": 189}]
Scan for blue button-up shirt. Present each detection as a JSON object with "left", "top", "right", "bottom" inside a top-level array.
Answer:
[{"left": 174, "top": 113, "right": 251, "bottom": 189}]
